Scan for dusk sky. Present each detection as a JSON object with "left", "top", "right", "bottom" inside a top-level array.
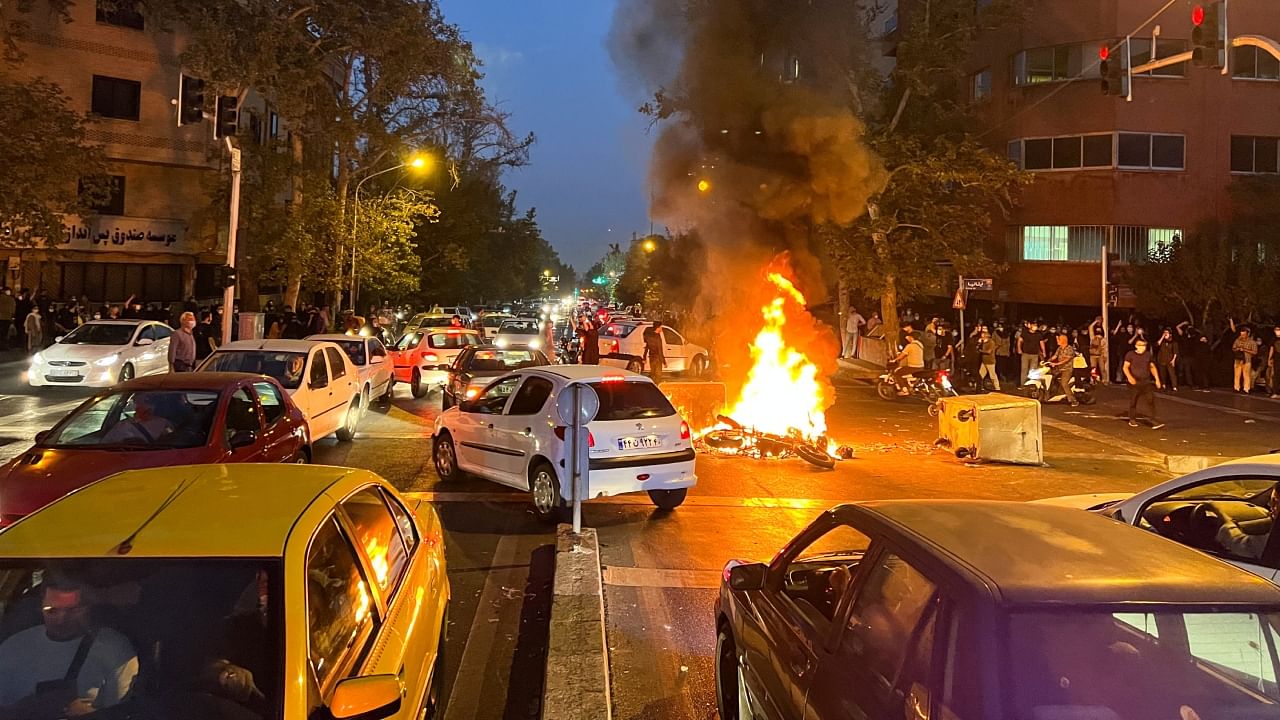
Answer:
[{"left": 438, "top": 0, "right": 655, "bottom": 271}]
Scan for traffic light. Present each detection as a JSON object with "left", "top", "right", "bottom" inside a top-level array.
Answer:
[
  {"left": 1191, "top": 2, "right": 1225, "bottom": 68},
  {"left": 215, "top": 264, "right": 237, "bottom": 289},
  {"left": 215, "top": 96, "right": 239, "bottom": 139},
  {"left": 178, "top": 75, "right": 205, "bottom": 126},
  {"left": 1099, "top": 44, "right": 1126, "bottom": 96}
]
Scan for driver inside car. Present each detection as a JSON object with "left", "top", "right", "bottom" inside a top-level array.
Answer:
[
  {"left": 103, "top": 394, "right": 174, "bottom": 444},
  {"left": 1210, "top": 484, "right": 1279, "bottom": 560}
]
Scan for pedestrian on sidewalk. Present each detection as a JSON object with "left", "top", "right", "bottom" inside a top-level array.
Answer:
[
  {"left": 1231, "top": 320, "right": 1259, "bottom": 393},
  {"left": 22, "top": 305, "right": 41, "bottom": 354},
  {"left": 0, "top": 288, "right": 14, "bottom": 352},
  {"left": 841, "top": 307, "right": 865, "bottom": 359},
  {"left": 1268, "top": 325, "right": 1280, "bottom": 399},
  {"left": 168, "top": 311, "right": 197, "bottom": 373},
  {"left": 1156, "top": 328, "right": 1179, "bottom": 392},
  {"left": 977, "top": 329, "right": 1000, "bottom": 391},
  {"left": 1124, "top": 338, "right": 1164, "bottom": 429},
  {"left": 1047, "top": 332, "right": 1079, "bottom": 406}
]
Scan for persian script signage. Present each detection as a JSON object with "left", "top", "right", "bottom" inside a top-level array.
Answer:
[{"left": 60, "top": 216, "right": 192, "bottom": 254}]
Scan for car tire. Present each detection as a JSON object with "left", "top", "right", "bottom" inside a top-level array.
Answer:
[
  {"left": 689, "top": 355, "right": 708, "bottom": 378},
  {"left": 626, "top": 359, "right": 644, "bottom": 373},
  {"left": 433, "top": 432, "right": 463, "bottom": 482},
  {"left": 421, "top": 615, "right": 448, "bottom": 719},
  {"left": 292, "top": 447, "right": 311, "bottom": 464},
  {"left": 412, "top": 369, "right": 427, "bottom": 398},
  {"left": 530, "top": 461, "right": 567, "bottom": 523},
  {"left": 336, "top": 399, "right": 360, "bottom": 442},
  {"left": 362, "top": 384, "right": 371, "bottom": 413},
  {"left": 381, "top": 379, "right": 395, "bottom": 403},
  {"left": 648, "top": 488, "right": 688, "bottom": 510},
  {"left": 716, "top": 626, "right": 749, "bottom": 720},
  {"left": 119, "top": 363, "right": 135, "bottom": 383}
]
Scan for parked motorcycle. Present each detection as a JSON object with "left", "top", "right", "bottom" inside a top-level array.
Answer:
[
  {"left": 876, "top": 362, "right": 958, "bottom": 415},
  {"left": 1023, "top": 358, "right": 1098, "bottom": 404},
  {"left": 702, "top": 415, "right": 838, "bottom": 470}
]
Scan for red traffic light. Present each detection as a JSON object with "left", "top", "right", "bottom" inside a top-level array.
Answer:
[
  {"left": 1099, "top": 45, "right": 1110, "bottom": 61},
  {"left": 1192, "top": 4, "right": 1205, "bottom": 26}
]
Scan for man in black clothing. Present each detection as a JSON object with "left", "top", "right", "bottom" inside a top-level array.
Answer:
[
  {"left": 193, "top": 311, "right": 218, "bottom": 360},
  {"left": 1123, "top": 338, "right": 1164, "bottom": 429},
  {"left": 643, "top": 322, "right": 666, "bottom": 382},
  {"left": 13, "top": 290, "right": 32, "bottom": 350}
]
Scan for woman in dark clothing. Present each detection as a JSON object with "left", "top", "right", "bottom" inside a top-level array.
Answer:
[{"left": 579, "top": 317, "right": 600, "bottom": 364}]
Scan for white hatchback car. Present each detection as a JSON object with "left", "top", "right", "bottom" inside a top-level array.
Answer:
[
  {"left": 597, "top": 321, "right": 711, "bottom": 377},
  {"left": 306, "top": 333, "right": 394, "bottom": 408},
  {"left": 1039, "top": 454, "right": 1280, "bottom": 583},
  {"left": 493, "top": 318, "right": 545, "bottom": 351},
  {"left": 29, "top": 320, "right": 173, "bottom": 387},
  {"left": 431, "top": 366, "right": 696, "bottom": 521},
  {"left": 198, "top": 339, "right": 363, "bottom": 443}
]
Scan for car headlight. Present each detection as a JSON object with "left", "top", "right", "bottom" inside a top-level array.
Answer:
[
  {"left": 29, "top": 352, "right": 42, "bottom": 365},
  {"left": 94, "top": 354, "right": 120, "bottom": 367},
  {"left": 528, "top": 339, "right": 541, "bottom": 349},
  {"left": 495, "top": 338, "right": 509, "bottom": 348},
  {"left": 464, "top": 385, "right": 483, "bottom": 400}
]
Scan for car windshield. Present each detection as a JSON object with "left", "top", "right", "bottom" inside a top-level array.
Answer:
[
  {"left": 201, "top": 351, "right": 308, "bottom": 390},
  {"left": 427, "top": 332, "right": 474, "bottom": 350},
  {"left": 331, "top": 340, "right": 366, "bottom": 366},
  {"left": 482, "top": 316, "right": 510, "bottom": 327},
  {"left": 600, "top": 323, "right": 638, "bottom": 338},
  {"left": 1165, "top": 479, "right": 1277, "bottom": 503},
  {"left": 498, "top": 321, "right": 539, "bottom": 335},
  {"left": 58, "top": 324, "right": 136, "bottom": 346},
  {"left": 587, "top": 380, "right": 676, "bottom": 421},
  {"left": 464, "top": 350, "right": 542, "bottom": 373},
  {"left": 418, "top": 317, "right": 455, "bottom": 328},
  {"left": 0, "top": 559, "right": 283, "bottom": 720},
  {"left": 1009, "top": 609, "right": 1280, "bottom": 719},
  {"left": 42, "top": 390, "right": 220, "bottom": 449}
]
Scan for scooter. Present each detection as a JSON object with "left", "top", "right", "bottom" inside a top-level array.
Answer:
[
  {"left": 877, "top": 362, "right": 958, "bottom": 414},
  {"left": 1024, "top": 357, "right": 1098, "bottom": 404}
]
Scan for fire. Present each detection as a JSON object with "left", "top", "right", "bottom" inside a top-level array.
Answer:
[{"left": 719, "top": 271, "right": 829, "bottom": 441}]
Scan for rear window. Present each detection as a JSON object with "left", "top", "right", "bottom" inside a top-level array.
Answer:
[
  {"left": 428, "top": 333, "right": 477, "bottom": 349},
  {"left": 601, "top": 323, "right": 638, "bottom": 338},
  {"left": 587, "top": 380, "right": 676, "bottom": 421},
  {"left": 499, "top": 321, "right": 539, "bottom": 335}
]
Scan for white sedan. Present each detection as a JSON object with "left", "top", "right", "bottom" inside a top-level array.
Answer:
[
  {"left": 198, "top": 339, "right": 363, "bottom": 443},
  {"left": 28, "top": 320, "right": 173, "bottom": 387},
  {"left": 431, "top": 365, "right": 696, "bottom": 521},
  {"left": 1039, "top": 454, "right": 1280, "bottom": 582},
  {"left": 493, "top": 318, "right": 545, "bottom": 351},
  {"left": 597, "top": 321, "right": 711, "bottom": 377},
  {"left": 306, "top": 333, "right": 394, "bottom": 409}
]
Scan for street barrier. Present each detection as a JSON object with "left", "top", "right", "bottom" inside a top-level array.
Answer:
[
  {"left": 659, "top": 381, "right": 727, "bottom": 432},
  {"left": 936, "top": 393, "right": 1044, "bottom": 465}
]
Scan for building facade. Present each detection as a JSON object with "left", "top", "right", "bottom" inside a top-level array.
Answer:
[{"left": 3, "top": 1, "right": 244, "bottom": 304}]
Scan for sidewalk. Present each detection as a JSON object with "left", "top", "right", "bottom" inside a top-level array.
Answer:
[{"left": 835, "top": 356, "right": 884, "bottom": 383}]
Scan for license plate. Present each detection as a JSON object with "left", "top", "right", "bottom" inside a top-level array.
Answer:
[
  {"left": 52, "top": 368, "right": 79, "bottom": 378},
  {"left": 617, "top": 436, "right": 661, "bottom": 451}
]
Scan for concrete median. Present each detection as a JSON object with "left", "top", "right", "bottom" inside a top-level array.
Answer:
[{"left": 542, "top": 524, "right": 611, "bottom": 720}]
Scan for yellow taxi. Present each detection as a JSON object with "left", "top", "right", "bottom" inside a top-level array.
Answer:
[{"left": 0, "top": 464, "right": 448, "bottom": 720}]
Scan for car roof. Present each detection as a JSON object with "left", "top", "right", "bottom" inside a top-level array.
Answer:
[
  {"left": 0, "top": 464, "right": 376, "bottom": 558},
  {"left": 1212, "top": 454, "right": 1280, "bottom": 470},
  {"left": 215, "top": 339, "right": 322, "bottom": 353},
  {"left": 525, "top": 366, "right": 645, "bottom": 383},
  {"left": 306, "top": 334, "right": 365, "bottom": 343},
  {"left": 848, "top": 500, "right": 1280, "bottom": 607},
  {"left": 78, "top": 319, "right": 149, "bottom": 327},
  {"left": 421, "top": 327, "right": 479, "bottom": 335},
  {"left": 116, "top": 372, "right": 257, "bottom": 391}
]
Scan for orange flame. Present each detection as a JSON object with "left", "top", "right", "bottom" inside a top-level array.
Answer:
[{"left": 720, "top": 271, "right": 829, "bottom": 441}]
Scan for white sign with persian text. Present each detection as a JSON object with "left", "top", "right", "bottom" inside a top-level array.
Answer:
[{"left": 60, "top": 216, "right": 192, "bottom": 254}]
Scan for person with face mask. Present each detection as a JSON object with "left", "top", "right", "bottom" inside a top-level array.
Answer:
[
  {"left": 168, "top": 311, "right": 198, "bottom": 373},
  {"left": 1230, "top": 318, "right": 1259, "bottom": 394},
  {"left": 1123, "top": 337, "right": 1164, "bottom": 428},
  {"left": 1156, "top": 328, "right": 1179, "bottom": 392}
]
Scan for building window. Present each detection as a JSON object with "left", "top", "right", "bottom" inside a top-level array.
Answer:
[
  {"left": 1231, "top": 136, "right": 1280, "bottom": 174},
  {"left": 91, "top": 75, "right": 141, "bottom": 121},
  {"left": 1129, "top": 38, "right": 1188, "bottom": 77},
  {"left": 81, "top": 175, "right": 126, "bottom": 216},
  {"left": 1009, "top": 134, "right": 1113, "bottom": 171},
  {"left": 1083, "top": 134, "right": 1113, "bottom": 167},
  {"left": 1012, "top": 225, "right": 1183, "bottom": 263},
  {"left": 268, "top": 111, "right": 280, "bottom": 139},
  {"left": 1014, "top": 43, "right": 1096, "bottom": 86},
  {"left": 971, "top": 68, "right": 992, "bottom": 102},
  {"left": 1117, "top": 132, "right": 1184, "bottom": 170},
  {"left": 1022, "top": 226, "right": 1068, "bottom": 261},
  {"left": 1006, "top": 140, "right": 1022, "bottom": 167},
  {"left": 1147, "top": 228, "right": 1182, "bottom": 255},
  {"left": 95, "top": 1, "right": 144, "bottom": 29},
  {"left": 1232, "top": 46, "right": 1280, "bottom": 81}
]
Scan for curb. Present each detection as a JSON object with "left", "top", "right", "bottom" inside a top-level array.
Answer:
[
  {"left": 542, "top": 524, "right": 611, "bottom": 720},
  {"left": 1164, "top": 454, "right": 1244, "bottom": 474}
]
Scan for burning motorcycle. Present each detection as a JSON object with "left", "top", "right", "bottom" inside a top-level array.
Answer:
[
  {"left": 701, "top": 415, "right": 840, "bottom": 470},
  {"left": 876, "top": 362, "right": 958, "bottom": 414},
  {"left": 1023, "top": 357, "right": 1097, "bottom": 404}
]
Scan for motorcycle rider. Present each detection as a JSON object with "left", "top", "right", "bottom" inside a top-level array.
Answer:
[
  {"left": 891, "top": 332, "right": 927, "bottom": 396},
  {"left": 1047, "top": 332, "right": 1080, "bottom": 407}
]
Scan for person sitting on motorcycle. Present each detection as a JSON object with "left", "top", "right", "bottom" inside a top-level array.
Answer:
[
  {"left": 892, "top": 333, "right": 927, "bottom": 396},
  {"left": 1047, "top": 332, "right": 1080, "bottom": 407}
]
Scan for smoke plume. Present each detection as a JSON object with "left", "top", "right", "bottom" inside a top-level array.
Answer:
[{"left": 609, "top": 0, "right": 885, "bottom": 394}]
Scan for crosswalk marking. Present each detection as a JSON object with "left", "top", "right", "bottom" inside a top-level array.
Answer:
[{"left": 602, "top": 566, "right": 721, "bottom": 589}]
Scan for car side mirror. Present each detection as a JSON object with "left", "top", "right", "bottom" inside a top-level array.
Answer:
[
  {"left": 34, "top": 430, "right": 49, "bottom": 445},
  {"left": 135, "top": 338, "right": 154, "bottom": 346},
  {"left": 727, "top": 562, "right": 767, "bottom": 591},
  {"left": 458, "top": 400, "right": 477, "bottom": 413},
  {"left": 54, "top": 335, "right": 64, "bottom": 343},
  {"left": 437, "top": 364, "right": 452, "bottom": 372},
  {"left": 229, "top": 430, "right": 257, "bottom": 449},
  {"left": 329, "top": 674, "right": 403, "bottom": 720}
]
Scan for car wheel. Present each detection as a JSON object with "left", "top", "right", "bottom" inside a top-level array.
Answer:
[
  {"left": 530, "top": 461, "right": 567, "bottom": 523},
  {"left": 292, "top": 447, "right": 311, "bottom": 464},
  {"left": 689, "top": 355, "right": 708, "bottom": 378},
  {"left": 336, "top": 399, "right": 359, "bottom": 442},
  {"left": 421, "top": 615, "right": 448, "bottom": 719},
  {"left": 119, "top": 363, "right": 135, "bottom": 383},
  {"left": 412, "top": 369, "right": 427, "bottom": 398},
  {"left": 381, "top": 379, "right": 395, "bottom": 403},
  {"left": 648, "top": 488, "right": 688, "bottom": 510},
  {"left": 626, "top": 359, "right": 644, "bottom": 373},
  {"left": 716, "top": 626, "right": 751, "bottom": 720},
  {"left": 433, "top": 433, "right": 462, "bottom": 481},
  {"left": 361, "top": 384, "right": 371, "bottom": 413}
]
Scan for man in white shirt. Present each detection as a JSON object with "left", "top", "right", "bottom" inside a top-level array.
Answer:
[
  {"left": 843, "top": 307, "right": 866, "bottom": 359},
  {"left": 0, "top": 577, "right": 138, "bottom": 716}
]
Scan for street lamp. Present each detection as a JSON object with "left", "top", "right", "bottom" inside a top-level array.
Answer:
[
  {"left": 697, "top": 179, "right": 711, "bottom": 193},
  {"left": 350, "top": 153, "right": 432, "bottom": 311},
  {"left": 642, "top": 239, "right": 657, "bottom": 253}
]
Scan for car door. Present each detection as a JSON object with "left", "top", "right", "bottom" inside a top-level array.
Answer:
[
  {"left": 325, "top": 346, "right": 357, "bottom": 408},
  {"left": 221, "top": 385, "right": 267, "bottom": 462},
  {"left": 742, "top": 521, "right": 874, "bottom": 719},
  {"left": 150, "top": 324, "right": 173, "bottom": 374},
  {"left": 452, "top": 376, "right": 521, "bottom": 477},
  {"left": 663, "top": 328, "right": 688, "bottom": 372},
  {"left": 368, "top": 339, "right": 392, "bottom": 396},
  {"left": 131, "top": 324, "right": 159, "bottom": 374},
  {"left": 805, "top": 549, "right": 943, "bottom": 720},
  {"left": 252, "top": 380, "right": 302, "bottom": 461},
  {"left": 306, "top": 349, "right": 340, "bottom": 438},
  {"left": 489, "top": 375, "right": 555, "bottom": 485}
]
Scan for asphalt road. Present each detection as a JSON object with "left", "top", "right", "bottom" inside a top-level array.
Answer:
[{"left": 0, "top": 354, "right": 1277, "bottom": 720}]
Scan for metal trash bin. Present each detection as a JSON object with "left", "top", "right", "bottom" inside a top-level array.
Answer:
[{"left": 936, "top": 393, "right": 1043, "bottom": 465}]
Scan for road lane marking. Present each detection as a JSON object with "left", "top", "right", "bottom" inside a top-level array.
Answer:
[
  {"left": 1041, "top": 418, "right": 1165, "bottom": 463},
  {"left": 443, "top": 534, "right": 521, "bottom": 720},
  {"left": 1157, "top": 393, "right": 1280, "bottom": 424},
  {"left": 410, "top": 491, "right": 834, "bottom": 510},
  {"left": 602, "top": 566, "right": 721, "bottom": 589}
]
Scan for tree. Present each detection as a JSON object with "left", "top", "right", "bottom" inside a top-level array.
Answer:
[{"left": 352, "top": 190, "right": 438, "bottom": 305}]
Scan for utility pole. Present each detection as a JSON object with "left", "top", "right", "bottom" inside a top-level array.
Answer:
[
  {"left": 223, "top": 138, "right": 242, "bottom": 346},
  {"left": 1101, "top": 231, "right": 1111, "bottom": 383}
]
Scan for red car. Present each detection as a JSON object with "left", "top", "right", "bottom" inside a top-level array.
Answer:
[{"left": 0, "top": 372, "right": 310, "bottom": 527}]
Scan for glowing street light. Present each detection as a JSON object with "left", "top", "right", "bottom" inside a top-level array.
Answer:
[
  {"left": 697, "top": 179, "right": 711, "bottom": 193},
  {"left": 642, "top": 239, "right": 657, "bottom": 252},
  {"left": 350, "top": 151, "right": 434, "bottom": 311}
]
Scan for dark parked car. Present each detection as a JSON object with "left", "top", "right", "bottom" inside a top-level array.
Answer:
[
  {"left": 441, "top": 345, "right": 550, "bottom": 410},
  {"left": 716, "top": 500, "right": 1280, "bottom": 719},
  {"left": 0, "top": 372, "right": 310, "bottom": 526}
]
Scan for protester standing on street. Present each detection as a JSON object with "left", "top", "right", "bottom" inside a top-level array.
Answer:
[
  {"left": 1047, "top": 332, "right": 1079, "bottom": 406},
  {"left": 1018, "top": 320, "right": 1041, "bottom": 384},
  {"left": 643, "top": 322, "right": 666, "bottom": 383},
  {"left": 13, "top": 290, "right": 32, "bottom": 351},
  {"left": 22, "top": 305, "right": 41, "bottom": 354},
  {"left": 977, "top": 329, "right": 1000, "bottom": 391},
  {"left": 168, "top": 311, "right": 197, "bottom": 373},
  {"left": 842, "top": 307, "right": 865, "bottom": 359},
  {"left": 1193, "top": 332, "right": 1212, "bottom": 391},
  {"left": 1231, "top": 322, "right": 1259, "bottom": 394},
  {"left": 193, "top": 311, "right": 218, "bottom": 361},
  {"left": 1156, "top": 328, "right": 1179, "bottom": 392},
  {"left": 1124, "top": 338, "right": 1164, "bottom": 429},
  {"left": 1268, "top": 325, "right": 1280, "bottom": 399},
  {"left": 993, "top": 323, "right": 1012, "bottom": 383},
  {"left": 0, "top": 288, "right": 14, "bottom": 352},
  {"left": 579, "top": 317, "right": 600, "bottom": 365}
]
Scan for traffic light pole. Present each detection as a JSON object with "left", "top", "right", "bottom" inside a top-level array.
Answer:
[
  {"left": 223, "top": 138, "right": 241, "bottom": 346},
  {"left": 1101, "top": 232, "right": 1111, "bottom": 383}
]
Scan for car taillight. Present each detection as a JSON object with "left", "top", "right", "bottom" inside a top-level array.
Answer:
[
  {"left": 680, "top": 421, "right": 691, "bottom": 440},
  {"left": 424, "top": 353, "right": 439, "bottom": 362},
  {"left": 553, "top": 426, "right": 594, "bottom": 447},
  {"left": 936, "top": 371, "right": 949, "bottom": 383}
]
